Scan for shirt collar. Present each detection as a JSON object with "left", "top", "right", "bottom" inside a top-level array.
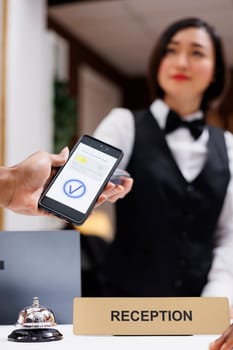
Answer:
[{"left": 149, "top": 99, "right": 204, "bottom": 130}]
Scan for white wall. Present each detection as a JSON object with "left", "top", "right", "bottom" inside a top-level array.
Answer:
[
  {"left": 78, "top": 65, "right": 122, "bottom": 136},
  {"left": 3, "top": 0, "right": 62, "bottom": 230}
]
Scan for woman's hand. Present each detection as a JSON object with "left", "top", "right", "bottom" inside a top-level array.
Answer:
[
  {"left": 95, "top": 177, "right": 133, "bottom": 207},
  {"left": 209, "top": 324, "right": 233, "bottom": 350}
]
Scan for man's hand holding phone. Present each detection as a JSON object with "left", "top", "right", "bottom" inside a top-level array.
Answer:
[{"left": 39, "top": 135, "right": 133, "bottom": 225}]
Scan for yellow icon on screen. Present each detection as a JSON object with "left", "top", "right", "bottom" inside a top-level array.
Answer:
[{"left": 75, "top": 154, "right": 88, "bottom": 164}]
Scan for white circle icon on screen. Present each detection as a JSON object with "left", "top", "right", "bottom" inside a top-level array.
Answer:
[{"left": 63, "top": 179, "right": 86, "bottom": 198}]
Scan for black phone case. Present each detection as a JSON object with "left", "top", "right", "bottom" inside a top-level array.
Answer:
[{"left": 38, "top": 135, "right": 123, "bottom": 225}]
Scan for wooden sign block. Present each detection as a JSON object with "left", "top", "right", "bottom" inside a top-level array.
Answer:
[{"left": 73, "top": 297, "right": 230, "bottom": 335}]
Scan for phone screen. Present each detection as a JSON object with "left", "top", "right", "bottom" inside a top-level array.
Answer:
[{"left": 39, "top": 135, "right": 123, "bottom": 224}]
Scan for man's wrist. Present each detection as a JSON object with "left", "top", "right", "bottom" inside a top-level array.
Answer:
[{"left": 0, "top": 167, "right": 15, "bottom": 208}]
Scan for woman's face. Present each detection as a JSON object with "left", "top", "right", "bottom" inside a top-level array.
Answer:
[{"left": 157, "top": 27, "right": 215, "bottom": 104}]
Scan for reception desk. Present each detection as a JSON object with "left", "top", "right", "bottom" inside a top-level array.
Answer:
[{"left": 0, "top": 324, "right": 218, "bottom": 349}]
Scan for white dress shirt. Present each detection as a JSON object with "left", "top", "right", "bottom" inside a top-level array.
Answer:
[{"left": 93, "top": 99, "right": 233, "bottom": 305}]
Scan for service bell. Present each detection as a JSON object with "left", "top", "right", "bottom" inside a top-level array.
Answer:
[{"left": 8, "top": 297, "right": 63, "bottom": 342}]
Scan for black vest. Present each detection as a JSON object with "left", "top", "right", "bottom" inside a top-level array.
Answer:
[{"left": 100, "top": 109, "right": 230, "bottom": 297}]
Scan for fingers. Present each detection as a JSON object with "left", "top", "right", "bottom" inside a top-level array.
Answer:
[
  {"left": 121, "top": 177, "right": 134, "bottom": 193},
  {"left": 95, "top": 193, "right": 108, "bottom": 207},
  {"left": 95, "top": 178, "right": 133, "bottom": 206},
  {"left": 209, "top": 325, "right": 233, "bottom": 350},
  {"left": 209, "top": 337, "right": 224, "bottom": 350},
  {"left": 222, "top": 338, "right": 233, "bottom": 350},
  {"left": 108, "top": 178, "right": 133, "bottom": 201}
]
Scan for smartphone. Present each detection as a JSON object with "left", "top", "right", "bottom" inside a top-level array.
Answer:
[{"left": 38, "top": 135, "right": 123, "bottom": 225}]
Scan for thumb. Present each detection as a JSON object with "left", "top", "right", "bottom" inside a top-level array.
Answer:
[
  {"left": 50, "top": 146, "right": 69, "bottom": 167},
  {"left": 59, "top": 146, "right": 69, "bottom": 159}
]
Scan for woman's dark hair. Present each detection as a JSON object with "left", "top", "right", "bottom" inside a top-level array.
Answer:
[{"left": 147, "top": 17, "right": 229, "bottom": 112}]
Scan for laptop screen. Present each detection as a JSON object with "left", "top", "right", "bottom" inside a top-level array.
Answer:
[{"left": 0, "top": 230, "right": 81, "bottom": 325}]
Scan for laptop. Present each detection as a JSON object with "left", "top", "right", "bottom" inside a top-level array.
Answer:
[{"left": 0, "top": 230, "right": 81, "bottom": 325}]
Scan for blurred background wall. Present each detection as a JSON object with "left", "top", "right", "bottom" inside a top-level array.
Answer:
[
  {"left": 1, "top": 0, "right": 233, "bottom": 231},
  {"left": 1, "top": 0, "right": 58, "bottom": 230}
]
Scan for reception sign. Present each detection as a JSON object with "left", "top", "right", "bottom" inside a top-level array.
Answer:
[{"left": 73, "top": 297, "right": 230, "bottom": 335}]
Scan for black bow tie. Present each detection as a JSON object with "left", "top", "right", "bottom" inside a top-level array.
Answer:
[{"left": 164, "top": 110, "right": 205, "bottom": 139}]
